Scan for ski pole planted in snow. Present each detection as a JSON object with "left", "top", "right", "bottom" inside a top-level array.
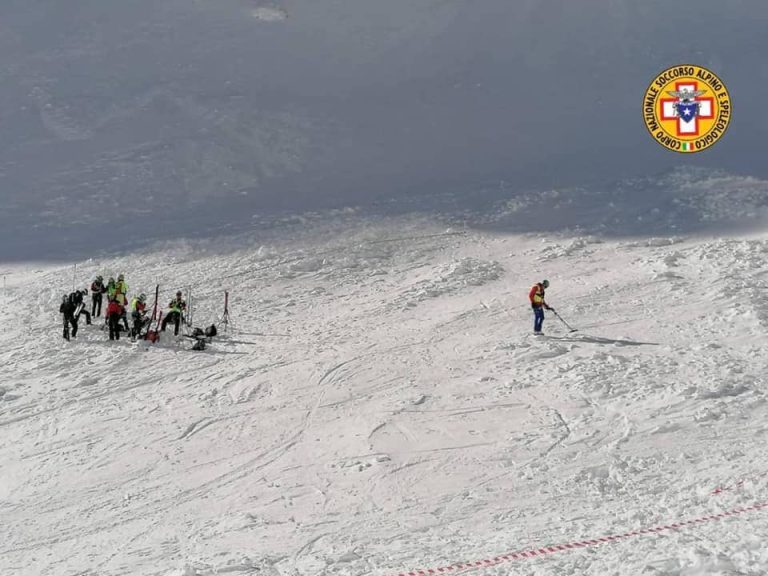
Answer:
[
  {"left": 222, "top": 291, "right": 230, "bottom": 333},
  {"left": 551, "top": 309, "right": 577, "bottom": 332},
  {"left": 185, "top": 285, "right": 193, "bottom": 332}
]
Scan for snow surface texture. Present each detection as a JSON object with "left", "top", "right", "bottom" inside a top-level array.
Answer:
[
  {"left": 251, "top": 6, "right": 288, "bottom": 22},
  {"left": 2, "top": 206, "right": 768, "bottom": 576}
]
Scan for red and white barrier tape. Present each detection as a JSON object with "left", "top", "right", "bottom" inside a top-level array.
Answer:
[
  {"left": 396, "top": 501, "right": 768, "bottom": 576},
  {"left": 712, "top": 479, "right": 746, "bottom": 495},
  {"left": 712, "top": 471, "right": 768, "bottom": 495}
]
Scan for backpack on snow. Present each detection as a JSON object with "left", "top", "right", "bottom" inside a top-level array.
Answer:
[{"left": 187, "top": 324, "right": 217, "bottom": 351}]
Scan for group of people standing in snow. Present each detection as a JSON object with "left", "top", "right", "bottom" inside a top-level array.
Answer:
[
  {"left": 60, "top": 275, "right": 556, "bottom": 341},
  {"left": 59, "top": 273, "right": 187, "bottom": 342}
]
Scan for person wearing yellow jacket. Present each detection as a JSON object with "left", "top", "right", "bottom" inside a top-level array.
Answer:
[
  {"left": 161, "top": 291, "right": 187, "bottom": 336},
  {"left": 106, "top": 277, "right": 117, "bottom": 300},
  {"left": 114, "top": 274, "right": 128, "bottom": 305},
  {"left": 109, "top": 274, "right": 130, "bottom": 330}
]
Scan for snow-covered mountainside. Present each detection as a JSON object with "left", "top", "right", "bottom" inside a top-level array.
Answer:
[
  {"left": 3, "top": 0, "right": 768, "bottom": 261},
  {"left": 2, "top": 205, "right": 768, "bottom": 575}
]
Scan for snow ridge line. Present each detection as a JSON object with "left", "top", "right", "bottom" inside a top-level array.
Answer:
[{"left": 395, "top": 502, "right": 768, "bottom": 576}]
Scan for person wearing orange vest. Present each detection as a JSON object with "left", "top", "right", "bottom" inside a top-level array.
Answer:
[{"left": 529, "top": 279, "right": 554, "bottom": 335}]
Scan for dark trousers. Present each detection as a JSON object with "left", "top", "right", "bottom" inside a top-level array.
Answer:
[
  {"left": 108, "top": 312, "right": 121, "bottom": 340},
  {"left": 533, "top": 306, "right": 545, "bottom": 333},
  {"left": 162, "top": 311, "right": 182, "bottom": 335},
  {"left": 63, "top": 314, "right": 78, "bottom": 340},
  {"left": 92, "top": 293, "right": 103, "bottom": 317},
  {"left": 78, "top": 307, "right": 92, "bottom": 325},
  {"left": 131, "top": 313, "right": 149, "bottom": 339}
]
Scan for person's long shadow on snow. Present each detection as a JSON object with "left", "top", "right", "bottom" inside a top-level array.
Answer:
[{"left": 546, "top": 333, "right": 658, "bottom": 346}]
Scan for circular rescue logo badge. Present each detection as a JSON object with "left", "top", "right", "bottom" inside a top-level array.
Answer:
[{"left": 643, "top": 64, "right": 731, "bottom": 153}]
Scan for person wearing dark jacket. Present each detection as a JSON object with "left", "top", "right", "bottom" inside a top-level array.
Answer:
[
  {"left": 69, "top": 289, "right": 92, "bottom": 325},
  {"left": 59, "top": 294, "right": 78, "bottom": 340},
  {"left": 90, "top": 275, "right": 107, "bottom": 317}
]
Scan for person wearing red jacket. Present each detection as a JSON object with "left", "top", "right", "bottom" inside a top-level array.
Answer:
[
  {"left": 106, "top": 297, "right": 124, "bottom": 341},
  {"left": 529, "top": 279, "right": 553, "bottom": 335}
]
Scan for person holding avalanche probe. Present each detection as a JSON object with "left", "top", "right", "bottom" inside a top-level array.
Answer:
[{"left": 529, "top": 279, "right": 554, "bottom": 335}]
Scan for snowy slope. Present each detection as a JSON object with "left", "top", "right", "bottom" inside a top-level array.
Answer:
[{"left": 2, "top": 204, "right": 768, "bottom": 575}]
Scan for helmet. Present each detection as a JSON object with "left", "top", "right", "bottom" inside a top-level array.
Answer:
[
  {"left": 80, "top": 288, "right": 88, "bottom": 295},
  {"left": 542, "top": 279, "right": 550, "bottom": 288},
  {"left": 96, "top": 275, "right": 103, "bottom": 282},
  {"left": 118, "top": 274, "right": 124, "bottom": 281},
  {"left": 108, "top": 276, "right": 115, "bottom": 283},
  {"left": 138, "top": 293, "right": 147, "bottom": 302}
]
